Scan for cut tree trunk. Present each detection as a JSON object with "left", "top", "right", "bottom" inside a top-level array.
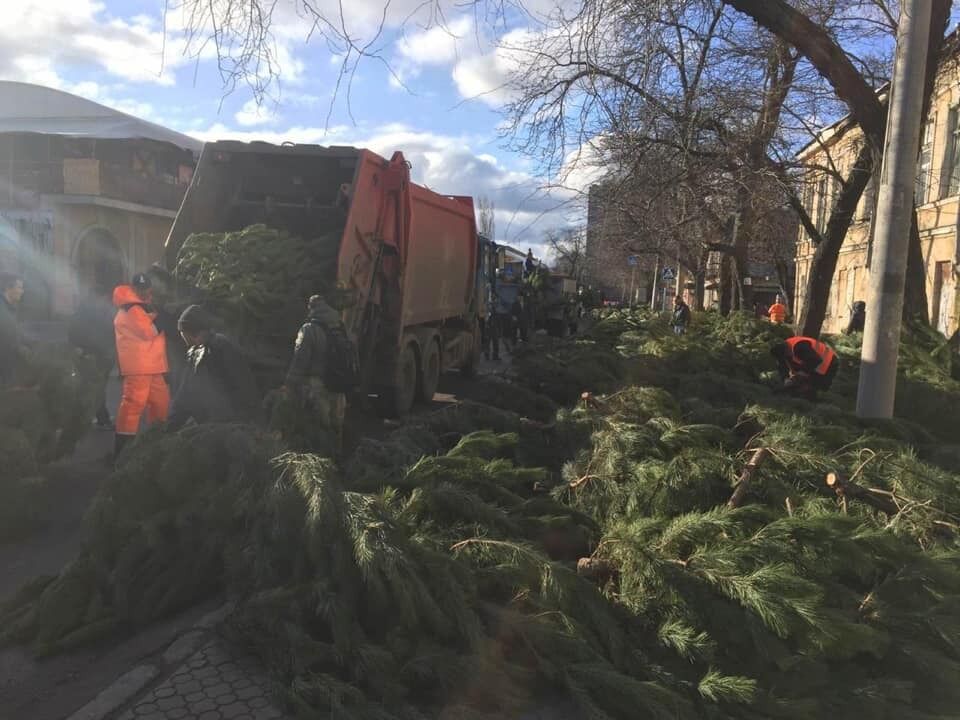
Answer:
[
  {"left": 825, "top": 471, "right": 899, "bottom": 515},
  {"left": 728, "top": 448, "right": 770, "bottom": 508},
  {"left": 576, "top": 557, "right": 618, "bottom": 584}
]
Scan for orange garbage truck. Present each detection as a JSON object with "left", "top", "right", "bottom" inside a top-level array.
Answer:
[{"left": 163, "top": 141, "right": 484, "bottom": 416}]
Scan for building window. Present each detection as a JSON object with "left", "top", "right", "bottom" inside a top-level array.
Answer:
[
  {"left": 916, "top": 117, "right": 934, "bottom": 204},
  {"left": 815, "top": 176, "right": 829, "bottom": 233},
  {"left": 858, "top": 174, "right": 875, "bottom": 220},
  {"left": 942, "top": 107, "right": 960, "bottom": 198}
]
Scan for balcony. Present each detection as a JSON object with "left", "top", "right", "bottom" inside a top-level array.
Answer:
[{"left": 63, "top": 158, "right": 188, "bottom": 211}]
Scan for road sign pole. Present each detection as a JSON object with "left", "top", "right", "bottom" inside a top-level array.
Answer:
[{"left": 650, "top": 254, "right": 660, "bottom": 310}]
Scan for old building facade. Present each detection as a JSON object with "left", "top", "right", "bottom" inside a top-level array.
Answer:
[
  {"left": 0, "top": 82, "right": 200, "bottom": 320},
  {"left": 795, "top": 51, "right": 960, "bottom": 335}
]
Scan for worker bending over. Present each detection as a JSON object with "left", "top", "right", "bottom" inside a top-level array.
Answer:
[
  {"left": 168, "top": 305, "right": 259, "bottom": 429},
  {"left": 770, "top": 336, "right": 838, "bottom": 401},
  {"left": 113, "top": 274, "right": 169, "bottom": 457}
]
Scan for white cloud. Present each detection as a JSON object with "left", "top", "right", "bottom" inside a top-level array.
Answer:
[
  {"left": 234, "top": 99, "right": 278, "bottom": 127},
  {"left": 397, "top": 16, "right": 473, "bottom": 66},
  {"left": 451, "top": 29, "right": 534, "bottom": 107},
  {"left": 0, "top": 1, "right": 185, "bottom": 87}
]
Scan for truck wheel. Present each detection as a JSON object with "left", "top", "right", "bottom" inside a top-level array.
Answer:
[
  {"left": 381, "top": 343, "right": 418, "bottom": 417},
  {"left": 461, "top": 322, "right": 482, "bottom": 379},
  {"left": 419, "top": 340, "right": 440, "bottom": 403}
]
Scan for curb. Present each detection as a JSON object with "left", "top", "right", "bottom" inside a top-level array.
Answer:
[{"left": 65, "top": 603, "right": 234, "bottom": 720}]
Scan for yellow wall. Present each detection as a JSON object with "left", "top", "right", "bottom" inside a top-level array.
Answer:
[
  {"left": 796, "top": 60, "right": 960, "bottom": 335},
  {"left": 50, "top": 202, "right": 174, "bottom": 316}
]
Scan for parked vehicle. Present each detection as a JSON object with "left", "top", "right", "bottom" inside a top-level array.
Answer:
[{"left": 164, "top": 141, "right": 483, "bottom": 416}]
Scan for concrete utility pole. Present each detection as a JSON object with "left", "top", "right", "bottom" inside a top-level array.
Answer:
[{"left": 857, "top": 0, "right": 931, "bottom": 419}]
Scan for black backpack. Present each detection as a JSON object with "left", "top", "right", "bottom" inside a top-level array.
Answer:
[{"left": 318, "top": 322, "right": 359, "bottom": 393}]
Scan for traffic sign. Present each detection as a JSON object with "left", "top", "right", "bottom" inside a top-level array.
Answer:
[
  {"left": 627, "top": 255, "right": 639, "bottom": 266},
  {"left": 661, "top": 267, "right": 676, "bottom": 281}
]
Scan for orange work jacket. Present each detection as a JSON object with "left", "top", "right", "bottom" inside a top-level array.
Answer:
[
  {"left": 785, "top": 336, "right": 836, "bottom": 376},
  {"left": 113, "top": 285, "right": 168, "bottom": 376},
  {"left": 768, "top": 303, "right": 788, "bottom": 323}
]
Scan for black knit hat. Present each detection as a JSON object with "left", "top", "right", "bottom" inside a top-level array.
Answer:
[
  {"left": 178, "top": 304, "right": 213, "bottom": 334},
  {"left": 131, "top": 272, "right": 152, "bottom": 290}
]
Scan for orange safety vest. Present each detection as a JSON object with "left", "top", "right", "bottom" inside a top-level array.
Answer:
[
  {"left": 113, "top": 285, "right": 168, "bottom": 376},
  {"left": 769, "top": 303, "right": 787, "bottom": 323},
  {"left": 785, "top": 336, "right": 835, "bottom": 376}
]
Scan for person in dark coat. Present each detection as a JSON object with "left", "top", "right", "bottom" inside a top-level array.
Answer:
[
  {"left": 69, "top": 287, "right": 116, "bottom": 427},
  {"left": 671, "top": 294, "right": 691, "bottom": 335},
  {"left": 284, "top": 295, "right": 349, "bottom": 455},
  {"left": 524, "top": 249, "right": 536, "bottom": 278},
  {"left": 167, "top": 305, "right": 260, "bottom": 429},
  {"left": 845, "top": 301, "right": 866, "bottom": 335},
  {"left": 0, "top": 273, "right": 25, "bottom": 388}
]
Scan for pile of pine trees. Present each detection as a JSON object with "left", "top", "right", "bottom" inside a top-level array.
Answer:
[
  {"left": 3, "top": 308, "right": 960, "bottom": 718},
  {"left": 0, "top": 350, "right": 101, "bottom": 541},
  {"left": 172, "top": 224, "right": 343, "bottom": 384}
]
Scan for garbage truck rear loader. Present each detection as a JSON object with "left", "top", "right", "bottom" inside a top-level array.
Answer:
[{"left": 164, "top": 141, "right": 482, "bottom": 416}]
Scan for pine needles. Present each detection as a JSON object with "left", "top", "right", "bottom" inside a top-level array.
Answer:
[{"left": 6, "top": 306, "right": 960, "bottom": 718}]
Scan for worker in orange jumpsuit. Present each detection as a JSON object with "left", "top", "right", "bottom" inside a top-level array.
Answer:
[
  {"left": 113, "top": 273, "right": 169, "bottom": 458},
  {"left": 768, "top": 295, "right": 788, "bottom": 324}
]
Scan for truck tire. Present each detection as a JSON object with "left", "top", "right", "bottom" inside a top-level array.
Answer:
[
  {"left": 380, "top": 343, "right": 417, "bottom": 417},
  {"left": 419, "top": 340, "right": 441, "bottom": 403},
  {"left": 461, "top": 322, "right": 482, "bottom": 379}
]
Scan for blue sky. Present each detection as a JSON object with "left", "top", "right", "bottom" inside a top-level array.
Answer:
[
  {"left": 5, "top": 2, "right": 951, "bottom": 254},
  {"left": 0, "top": 0, "right": 587, "bottom": 254}
]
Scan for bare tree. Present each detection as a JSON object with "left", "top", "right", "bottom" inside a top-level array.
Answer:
[
  {"left": 477, "top": 196, "right": 496, "bottom": 240},
  {"left": 720, "top": 0, "right": 952, "bottom": 334},
  {"left": 169, "top": 0, "right": 522, "bottom": 122},
  {"left": 166, "top": 0, "right": 952, "bottom": 335},
  {"left": 545, "top": 227, "right": 587, "bottom": 280}
]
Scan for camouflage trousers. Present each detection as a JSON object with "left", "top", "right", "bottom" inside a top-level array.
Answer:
[{"left": 298, "top": 378, "right": 346, "bottom": 456}]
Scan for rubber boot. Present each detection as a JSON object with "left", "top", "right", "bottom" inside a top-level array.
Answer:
[{"left": 114, "top": 433, "right": 133, "bottom": 463}]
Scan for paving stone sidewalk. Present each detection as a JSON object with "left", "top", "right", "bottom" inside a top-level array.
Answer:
[
  {"left": 115, "top": 641, "right": 285, "bottom": 720},
  {"left": 66, "top": 605, "right": 290, "bottom": 720}
]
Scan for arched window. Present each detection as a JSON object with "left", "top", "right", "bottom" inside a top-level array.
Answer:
[{"left": 75, "top": 227, "right": 125, "bottom": 297}]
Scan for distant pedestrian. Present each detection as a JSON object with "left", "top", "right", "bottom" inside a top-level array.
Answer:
[
  {"left": 113, "top": 273, "right": 169, "bottom": 458},
  {"left": 284, "top": 295, "right": 356, "bottom": 456},
  {"left": 768, "top": 295, "right": 788, "bottom": 324},
  {"left": 0, "top": 272, "right": 25, "bottom": 388},
  {"left": 482, "top": 281, "right": 498, "bottom": 360},
  {"left": 69, "top": 287, "right": 116, "bottom": 428},
  {"left": 845, "top": 301, "right": 866, "bottom": 335},
  {"left": 168, "top": 305, "right": 260, "bottom": 429},
  {"left": 671, "top": 294, "right": 691, "bottom": 335},
  {"left": 491, "top": 272, "right": 513, "bottom": 359}
]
